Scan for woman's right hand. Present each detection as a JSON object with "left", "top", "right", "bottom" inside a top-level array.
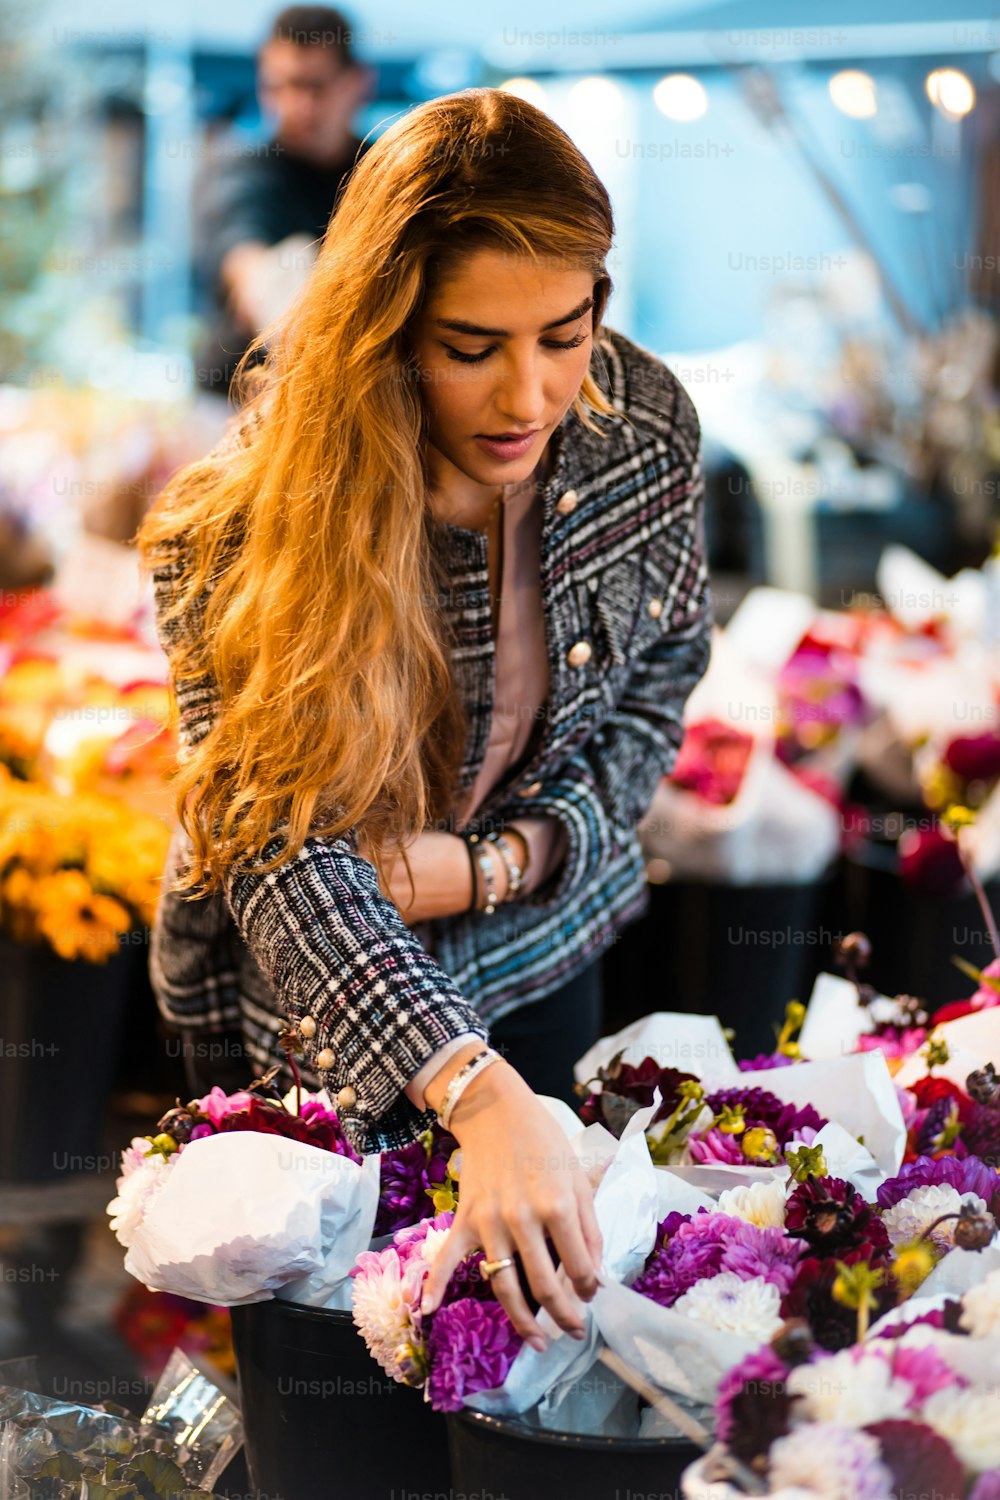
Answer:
[{"left": 418, "top": 1048, "right": 604, "bottom": 1351}]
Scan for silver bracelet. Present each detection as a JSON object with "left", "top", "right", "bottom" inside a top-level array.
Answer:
[
  {"left": 437, "top": 1046, "right": 502, "bottom": 1130},
  {"left": 486, "top": 831, "right": 523, "bottom": 900}
]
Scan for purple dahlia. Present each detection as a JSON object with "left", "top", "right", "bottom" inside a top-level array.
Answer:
[
  {"left": 632, "top": 1211, "right": 802, "bottom": 1308},
  {"left": 703, "top": 1086, "right": 827, "bottom": 1147},
  {"left": 876, "top": 1154, "right": 1000, "bottom": 1213},
  {"left": 424, "top": 1298, "right": 522, "bottom": 1411},
  {"left": 738, "top": 1053, "right": 798, "bottom": 1072}
]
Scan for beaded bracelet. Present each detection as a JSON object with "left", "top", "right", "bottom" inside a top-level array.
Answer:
[
  {"left": 437, "top": 1045, "right": 502, "bottom": 1130},
  {"left": 468, "top": 834, "right": 500, "bottom": 914},
  {"left": 485, "top": 831, "right": 524, "bottom": 901}
]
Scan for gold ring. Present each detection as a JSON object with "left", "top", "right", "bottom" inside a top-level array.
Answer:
[{"left": 480, "top": 1256, "right": 516, "bottom": 1279}]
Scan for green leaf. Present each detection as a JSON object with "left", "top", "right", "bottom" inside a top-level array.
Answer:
[
  {"left": 122, "top": 1448, "right": 189, "bottom": 1499},
  {"left": 951, "top": 955, "right": 1000, "bottom": 993}
]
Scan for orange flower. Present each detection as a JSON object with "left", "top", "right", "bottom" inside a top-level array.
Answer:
[{"left": 33, "top": 869, "right": 131, "bottom": 963}]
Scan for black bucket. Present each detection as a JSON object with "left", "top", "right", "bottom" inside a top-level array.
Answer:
[
  {"left": 448, "top": 1408, "right": 702, "bottom": 1500},
  {"left": 230, "top": 1296, "right": 452, "bottom": 1500},
  {"left": 0, "top": 930, "right": 137, "bottom": 1182}
]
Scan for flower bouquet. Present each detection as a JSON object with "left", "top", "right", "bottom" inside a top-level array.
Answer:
[
  {"left": 592, "top": 1135, "right": 999, "bottom": 1447},
  {"left": 351, "top": 1211, "right": 524, "bottom": 1414},
  {"left": 638, "top": 629, "right": 841, "bottom": 885},
  {"left": 573, "top": 1010, "right": 904, "bottom": 1198},
  {"left": 681, "top": 1285, "right": 1000, "bottom": 1500},
  {"left": 351, "top": 1118, "right": 659, "bottom": 1431},
  {"left": 107, "top": 1079, "right": 380, "bottom": 1308},
  {"left": 0, "top": 763, "right": 169, "bottom": 958}
]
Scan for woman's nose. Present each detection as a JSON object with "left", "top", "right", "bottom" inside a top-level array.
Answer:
[{"left": 493, "top": 359, "right": 546, "bottom": 425}]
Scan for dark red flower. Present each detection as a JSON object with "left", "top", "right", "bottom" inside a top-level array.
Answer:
[
  {"left": 785, "top": 1176, "right": 890, "bottom": 1258},
  {"left": 780, "top": 1247, "right": 894, "bottom": 1351},
  {"left": 715, "top": 1346, "right": 795, "bottom": 1463},
  {"left": 910, "top": 1077, "right": 973, "bottom": 1119},
  {"left": 961, "top": 1103, "right": 1000, "bottom": 1170},
  {"left": 217, "top": 1095, "right": 357, "bottom": 1156},
  {"left": 942, "top": 732, "right": 1000, "bottom": 784},
  {"left": 897, "top": 828, "right": 965, "bottom": 894},
  {"left": 864, "top": 1419, "right": 965, "bottom": 1500},
  {"left": 578, "top": 1057, "right": 700, "bottom": 1134}
]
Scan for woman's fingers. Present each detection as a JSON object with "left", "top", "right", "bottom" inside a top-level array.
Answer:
[
  {"left": 480, "top": 1243, "right": 547, "bottom": 1352},
  {"left": 575, "top": 1176, "right": 604, "bottom": 1281},
  {"left": 420, "top": 1213, "right": 476, "bottom": 1316},
  {"left": 511, "top": 1213, "right": 590, "bottom": 1338}
]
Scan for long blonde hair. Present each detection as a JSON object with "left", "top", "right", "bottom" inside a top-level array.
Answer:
[{"left": 137, "top": 87, "right": 617, "bottom": 901}]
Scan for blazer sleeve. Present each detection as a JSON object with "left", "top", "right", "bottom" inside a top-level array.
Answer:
[
  {"left": 148, "top": 537, "right": 489, "bottom": 1156},
  {"left": 500, "top": 385, "right": 712, "bottom": 907}
]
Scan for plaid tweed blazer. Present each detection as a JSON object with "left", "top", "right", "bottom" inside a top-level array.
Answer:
[{"left": 148, "top": 325, "right": 712, "bottom": 1152}]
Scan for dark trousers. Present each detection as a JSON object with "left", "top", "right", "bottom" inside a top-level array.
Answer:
[{"left": 487, "top": 958, "right": 603, "bottom": 1109}]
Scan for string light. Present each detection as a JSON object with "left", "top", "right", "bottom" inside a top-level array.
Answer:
[
  {"left": 496, "top": 77, "right": 549, "bottom": 108},
  {"left": 926, "top": 68, "right": 975, "bottom": 118},
  {"left": 828, "top": 69, "right": 877, "bottom": 119},
  {"left": 566, "top": 75, "right": 625, "bottom": 121},
  {"left": 653, "top": 73, "right": 708, "bottom": 122}
]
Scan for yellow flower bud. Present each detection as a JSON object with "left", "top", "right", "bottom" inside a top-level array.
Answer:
[
  {"left": 742, "top": 1127, "right": 780, "bottom": 1164},
  {"left": 892, "top": 1241, "right": 936, "bottom": 1296}
]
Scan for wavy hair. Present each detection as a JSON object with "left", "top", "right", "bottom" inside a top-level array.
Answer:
[{"left": 136, "top": 86, "right": 617, "bottom": 902}]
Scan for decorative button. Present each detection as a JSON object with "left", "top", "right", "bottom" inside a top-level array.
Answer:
[
  {"left": 337, "top": 1085, "right": 357, "bottom": 1109},
  {"left": 299, "top": 1015, "right": 317, "bottom": 1039},
  {"left": 567, "top": 640, "right": 592, "bottom": 667},
  {"left": 316, "top": 1048, "right": 335, "bottom": 1070},
  {"left": 519, "top": 780, "right": 544, "bottom": 798},
  {"left": 648, "top": 598, "right": 663, "bottom": 619},
  {"left": 555, "top": 489, "right": 578, "bottom": 515}
]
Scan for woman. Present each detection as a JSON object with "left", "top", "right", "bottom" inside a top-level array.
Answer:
[{"left": 139, "top": 88, "right": 711, "bottom": 1353}]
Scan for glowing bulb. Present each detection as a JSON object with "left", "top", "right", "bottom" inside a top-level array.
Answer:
[
  {"left": 497, "top": 77, "right": 549, "bottom": 108},
  {"left": 566, "top": 75, "right": 625, "bottom": 121},
  {"left": 829, "top": 69, "right": 877, "bottom": 119},
  {"left": 926, "top": 68, "right": 975, "bottom": 117},
  {"left": 653, "top": 74, "right": 708, "bottom": 123}
]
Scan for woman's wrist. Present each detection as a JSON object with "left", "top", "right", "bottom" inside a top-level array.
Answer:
[{"left": 423, "top": 1038, "right": 493, "bottom": 1116}]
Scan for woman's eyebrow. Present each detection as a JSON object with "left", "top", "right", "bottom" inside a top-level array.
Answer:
[{"left": 435, "top": 296, "right": 594, "bottom": 338}]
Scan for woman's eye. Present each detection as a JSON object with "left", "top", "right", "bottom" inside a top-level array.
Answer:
[
  {"left": 443, "top": 332, "right": 587, "bottom": 364},
  {"left": 543, "top": 333, "right": 587, "bottom": 351},
  {"left": 445, "top": 346, "right": 493, "bottom": 364}
]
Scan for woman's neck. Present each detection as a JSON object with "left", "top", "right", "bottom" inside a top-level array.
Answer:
[{"left": 426, "top": 438, "right": 555, "bottom": 532}]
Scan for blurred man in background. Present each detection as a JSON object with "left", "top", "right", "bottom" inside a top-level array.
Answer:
[{"left": 193, "top": 4, "right": 374, "bottom": 397}]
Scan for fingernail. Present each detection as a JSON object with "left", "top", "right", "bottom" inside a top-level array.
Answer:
[
  {"left": 570, "top": 1327, "right": 586, "bottom": 1340},
  {"left": 421, "top": 1294, "right": 435, "bottom": 1315},
  {"left": 529, "top": 1336, "right": 547, "bottom": 1353}
]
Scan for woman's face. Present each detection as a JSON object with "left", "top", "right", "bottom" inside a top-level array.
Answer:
[{"left": 408, "top": 248, "right": 597, "bottom": 499}]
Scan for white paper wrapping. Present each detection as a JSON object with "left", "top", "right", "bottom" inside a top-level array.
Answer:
[
  {"left": 124, "top": 1131, "right": 380, "bottom": 1306},
  {"left": 894, "top": 1009, "right": 1000, "bottom": 1089},
  {"left": 592, "top": 1274, "right": 765, "bottom": 1410},
  {"left": 466, "top": 1123, "right": 659, "bottom": 1420},
  {"left": 797, "top": 971, "right": 898, "bottom": 1061},
  {"left": 720, "top": 1052, "right": 906, "bottom": 1186},
  {"left": 574, "top": 1013, "right": 740, "bottom": 1088}
]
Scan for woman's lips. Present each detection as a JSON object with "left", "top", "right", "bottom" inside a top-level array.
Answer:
[{"left": 473, "top": 430, "right": 541, "bottom": 462}]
